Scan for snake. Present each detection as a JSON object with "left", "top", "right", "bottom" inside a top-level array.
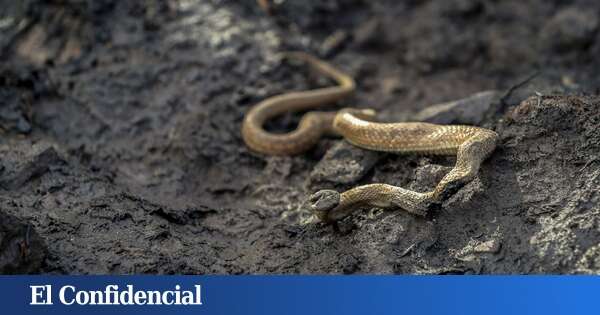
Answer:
[{"left": 242, "top": 52, "right": 499, "bottom": 223}]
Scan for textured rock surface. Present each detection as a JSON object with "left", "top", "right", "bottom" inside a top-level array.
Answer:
[
  {"left": 308, "top": 141, "right": 381, "bottom": 191},
  {"left": 414, "top": 90, "right": 501, "bottom": 125},
  {"left": 0, "top": 210, "right": 46, "bottom": 274},
  {"left": 0, "top": 0, "right": 599, "bottom": 274}
]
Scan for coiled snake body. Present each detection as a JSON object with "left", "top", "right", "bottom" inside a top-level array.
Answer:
[{"left": 242, "top": 52, "right": 498, "bottom": 223}]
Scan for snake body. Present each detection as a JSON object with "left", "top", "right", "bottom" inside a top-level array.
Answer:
[
  {"left": 242, "top": 52, "right": 498, "bottom": 222},
  {"left": 242, "top": 52, "right": 355, "bottom": 155}
]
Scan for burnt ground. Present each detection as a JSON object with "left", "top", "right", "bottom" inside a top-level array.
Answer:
[{"left": 0, "top": 0, "right": 599, "bottom": 274}]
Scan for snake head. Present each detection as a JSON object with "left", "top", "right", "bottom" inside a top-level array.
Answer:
[{"left": 309, "top": 190, "right": 341, "bottom": 222}]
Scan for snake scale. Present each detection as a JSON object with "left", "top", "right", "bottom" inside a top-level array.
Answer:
[{"left": 242, "top": 52, "right": 498, "bottom": 223}]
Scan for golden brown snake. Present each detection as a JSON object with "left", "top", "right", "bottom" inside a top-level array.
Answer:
[{"left": 242, "top": 52, "right": 498, "bottom": 223}]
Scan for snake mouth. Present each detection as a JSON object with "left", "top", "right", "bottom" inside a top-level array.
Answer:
[{"left": 309, "top": 190, "right": 341, "bottom": 221}]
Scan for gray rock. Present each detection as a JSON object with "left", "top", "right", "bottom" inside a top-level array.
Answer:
[
  {"left": 339, "top": 254, "right": 360, "bottom": 274},
  {"left": 320, "top": 30, "right": 349, "bottom": 57},
  {"left": 414, "top": 90, "right": 500, "bottom": 125},
  {"left": 353, "top": 18, "right": 384, "bottom": 49},
  {"left": 541, "top": 7, "right": 599, "bottom": 51},
  {"left": 0, "top": 146, "right": 65, "bottom": 190},
  {"left": 307, "top": 141, "right": 381, "bottom": 190},
  {"left": 0, "top": 210, "right": 47, "bottom": 274},
  {"left": 437, "top": 0, "right": 483, "bottom": 17}
]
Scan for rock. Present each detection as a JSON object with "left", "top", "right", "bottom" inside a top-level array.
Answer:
[
  {"left": 353, "top": 18, "right": 384, "bottom": 49},
  {"left": 453, "top": 237, "right": 501, "bottom": 262},
  {"left": 0, "top": 65, "right": 37, "bottom": 135},
  {"left": 411, "top": 163, "right": 451, "bottom": 191},
  {"left": 442, "top": 177, "right": 485, "bottom": 211},
  {"left": 575, "top": 244, "right": 600, "bottom": 274},
  {"left": 381, "top": 76, "right": 406, "bottom": 95},
  {"left": 339, "top": 254, "right": 360, "bottom": 274},
  {"left": 436, "top": 0, "right": 483, "bottom": 17},
  {"left": 0, "top": 146, "right": 66, "bottom": 190},
  {"left": 0, "top": 210, "right": 46, "bottom": 274},
  {"left": 0, "top": 96, "right": 31, "bottom": 134},
  {"left": 414, "top": 90, "right": 500, "bottom": 125},
  {"left": 402, "top": 22, "right": 482, "bottom": 73},
  {"left": 307, "top": 141, "right": 381, "bottom": 190},
  {"left": 320, "top": 30, "right": 349, "bottom": 57},
  {"left": 2, "top": 0, "right": 600, "bottom": 275},
  {"left": 473, "top": 239, "right": 501, "bottom": 254},
  {"left": 540, "top": 7, "right": 599, "bottom": 51}
]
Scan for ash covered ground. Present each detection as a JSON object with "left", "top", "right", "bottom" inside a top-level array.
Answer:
[{"left": 0, "top": 0, "right": 599, "bottom": 274}]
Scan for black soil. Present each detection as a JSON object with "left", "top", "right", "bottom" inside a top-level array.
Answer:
[{"left": 0, "top": 0, "right": 599, "bottom": 274}]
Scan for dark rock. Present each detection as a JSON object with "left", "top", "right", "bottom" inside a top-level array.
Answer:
[
  {"left": 0, "top": 95, "right": 31, "bottom": 134},
  {"left": 436, "top": 0, "right": 483, "bottom": 17},
  {"left": 0, "top": 146, "right": 66, "bottom": 190},
  {"left": 307, "top": 141, "right": 381, "bottom": 190},
  {"left": 0, "top": 0, "right": 599, "bottom": 275},
  {"left": 414, "top": 90, "right": 500, "bottom": 125},
  {"left": 339, "top": 254, "right": 360, "bottom": 274},
  {"left": 0, "top": 210, "right": 46, "bottom": 274},
  {"left": 402, "top": 23, "right": 482, "bottom": 73},
  {"left": 541, "top": 7, "right": 599, "bottom": 51},
  {"left": 320, "top": 30, "right": 349, "bottom": 57},
  {"left": 353, "top": 18, "right": 384, "bottom": 49}
]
